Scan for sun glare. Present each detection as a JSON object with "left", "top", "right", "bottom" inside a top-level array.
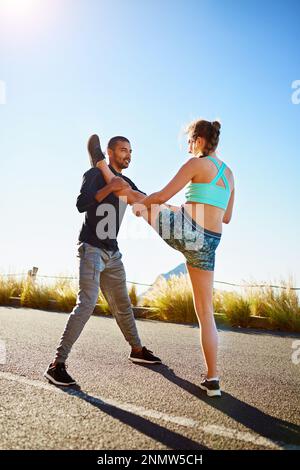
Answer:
[
  {"left": 0, "top": 0, "right": 58, "bottom": 38},
  {"left": 1, "top": 0, "right": 42, "bottom": 22}
]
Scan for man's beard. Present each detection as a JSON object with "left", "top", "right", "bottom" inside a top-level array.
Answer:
[{"left": 119, "top": 161, "right": 129, "bottom": 169}]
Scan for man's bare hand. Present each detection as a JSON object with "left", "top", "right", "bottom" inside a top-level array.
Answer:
[{"left": 108, "top": 176, "right": 130, "bottom": 193}]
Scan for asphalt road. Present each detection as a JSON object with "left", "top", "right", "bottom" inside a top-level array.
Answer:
[{"left": 0, "top": 307, "right": 299, "bottom": 450}]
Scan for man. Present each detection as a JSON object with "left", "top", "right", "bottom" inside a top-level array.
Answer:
[{"left": 44, "top": 135, "right": 161, "bottom": 386}]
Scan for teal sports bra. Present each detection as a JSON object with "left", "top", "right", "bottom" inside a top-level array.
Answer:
[{"left": 185, "top": 156, "right": 231, "bottom": 210}]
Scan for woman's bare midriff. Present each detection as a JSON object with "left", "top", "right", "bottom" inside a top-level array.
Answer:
[{"left": 183, "top": 202, "right": 224, "bottom": 234}]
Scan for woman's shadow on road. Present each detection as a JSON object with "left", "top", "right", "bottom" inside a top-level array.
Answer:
[{"left": 137, "top": 364, "right": 300, "bottom": 448}]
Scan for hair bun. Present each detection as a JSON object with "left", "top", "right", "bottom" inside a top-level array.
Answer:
[{"left": 212, "top": 121, "right": 221, "bottom": 131}]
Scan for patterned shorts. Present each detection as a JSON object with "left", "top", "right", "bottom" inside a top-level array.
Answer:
[{"left": 156, "top": 206, "right": 222, "bottom": 271}]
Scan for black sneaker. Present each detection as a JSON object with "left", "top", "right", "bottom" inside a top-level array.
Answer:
[
  {"left": 87, "top": 134, "right": 106, "bottom": 167},
  {"left": 44, "top": 363, "right": 76, "bottom": 386},
  {"left": 200, "top": 375, "right": 221, "bottom": 397},
  {"left": 129, "top": 347, "right": 162, "bottom": 364}
]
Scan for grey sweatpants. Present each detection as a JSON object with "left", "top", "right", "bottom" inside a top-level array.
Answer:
[{"left": 55, "top": 242, "right": 142, "bottom": 362}]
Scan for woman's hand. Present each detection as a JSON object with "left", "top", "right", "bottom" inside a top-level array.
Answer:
[
  {"left": 132, "top": 202, "right": 147, "bottom": 217},
  {"left": 108, "top": 176, "right": 130, "bottom": 193}
]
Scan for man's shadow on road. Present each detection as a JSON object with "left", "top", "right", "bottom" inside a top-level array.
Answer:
[
  {"left": 137, "top": 364, "right": 300, "bottom": 448},
  {"left": 58, "top": 384, "right": 208, "bottom": 450}
]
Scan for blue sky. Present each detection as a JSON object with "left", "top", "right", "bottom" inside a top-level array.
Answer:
[{"left": 0, "top": 0, "right": 300, "bottom": 290}]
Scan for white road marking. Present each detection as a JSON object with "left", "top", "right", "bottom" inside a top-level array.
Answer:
[
  {"left": 1, "top": 371, "right": 298, "bottom": 450},
  {"left": 202, "top": 424, "right": 281, "bottom": 449},
  {"left": 0, "top": 371, "right": 198, "bottom": 428}
]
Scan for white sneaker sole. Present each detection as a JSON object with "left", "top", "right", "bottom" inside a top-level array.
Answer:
[
  {"left": 200, "top": 384, "right": 222, "bottom": 397},
  {"left": 44, "top": 371, "right": 76, "bottom": 387},
  {"left": 128, "top": 357, "right": 162, "bottom": 364}
]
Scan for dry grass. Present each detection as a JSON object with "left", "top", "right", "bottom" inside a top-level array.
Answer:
[
  {"left": 220, "top": 292, "right": 251, "bottom": 327},
  {"left": 0, "top": 276, "right": 24, "bottom": 304},
  {"left": 141, "top": 274, "right": 197, "bottom": 323},
  {"left": 246, "top": 279, "right": 300, "bottom": 332},
  {"left": 141, "top": 274, "right": 300, "bottom": 332},
  {"left": 0, "top": 276, "right": 110, "bottom": 314},
  {"left": 128, "top": 283, "right": 139, "bottom": 307},
  {"left": 1, "top": 275, "right": 299, "bottom": 332}
]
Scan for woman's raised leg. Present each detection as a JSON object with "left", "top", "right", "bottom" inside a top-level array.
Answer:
[{"left": 96, "top": 159, "right": 145, "bottom": 204}]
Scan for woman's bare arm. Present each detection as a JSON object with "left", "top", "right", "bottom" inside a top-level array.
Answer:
[
  {"left": 96, "top": 157, "right": 198, "bottom": 208},
  {"left": 223, "top": 187, "right": 235, "bottom": 224},
  {"left": 138, "top": 158, "right": 198, "bottom": 208}
]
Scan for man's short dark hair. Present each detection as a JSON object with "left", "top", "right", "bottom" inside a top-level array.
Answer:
[{"left": 107, "top": 136, "right": 130, "bottom": 150}]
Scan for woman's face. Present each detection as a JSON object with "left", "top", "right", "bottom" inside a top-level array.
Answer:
[
  {"left": 188, "top": 136, "right": 196, "bottom": 155},
  {"left": 188, "top": 135, "right": 204, "bottom": 156}
]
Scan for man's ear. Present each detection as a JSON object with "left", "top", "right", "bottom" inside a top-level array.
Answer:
[{"left": 107, "top": 148, "right": 113, "bottom": 159}]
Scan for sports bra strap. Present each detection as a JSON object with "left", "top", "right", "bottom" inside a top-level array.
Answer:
[
  {"left": 206, "top": 156, "right": 229, "bottom": 189},
  {"left": 206, "top": 155, "right": 221, "bottom": 169},
  {"left": 210, "top": 163, "right": 225, "bottom": 185}
]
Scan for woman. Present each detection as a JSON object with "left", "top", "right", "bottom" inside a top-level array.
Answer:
[{"left": 94, "top": 119, "right": 235, "bottom": 397}]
